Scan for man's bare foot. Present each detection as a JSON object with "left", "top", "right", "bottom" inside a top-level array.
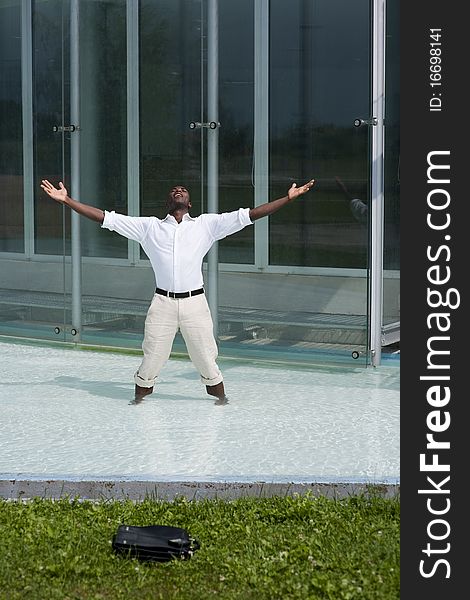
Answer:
[
  {"left": 206, "top": 382, "right": 229, "bottom": 405},
  {"left": 133, "top": 384, "right": 154, "bottom": 402},
  {"left": 206, "top": 382, "right": 225, "bottom": 397}
]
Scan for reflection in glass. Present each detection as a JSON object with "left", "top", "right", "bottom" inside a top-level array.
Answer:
[
  {"left": 140, "top": 0, "right": 203, "bottom": 222},
  {"left": 139, "top": 0, "right": 254, "bottom": 264},
  {"left": 32, "top": 0, "right": 127, "bottom": 259},
  {"left": 33, "top": 0, "right": 70, "bottom": 256},
  {"left": 79, "top": 0, "right": 127, "bottom": 258},
  {"left": 384, "top": 0, "right": 400, "bottom": 272},
  {"left": 0, "top": 0, "right": 399, "bottom": 365},
  {"left": 269, "top": 0, "right": 370, "bottom": 268},
  {"left": 383, "top": 0, "right": 400, "bottom": 342},
  {"left": 0, "top": 2, "right": 24, "bottom": 253},
  {"left": 218, "top": 0, "right": 254, "bottom": 264}
]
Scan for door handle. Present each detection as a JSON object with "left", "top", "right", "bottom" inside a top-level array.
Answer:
[
  {"left": 353, "top": 117, "right": 378, "bottom": 128},
  {"left": 52, "top": 125, "right": 79, "bottom": 132},
  {"left": 189, "top": 121, "right": 220, "bottom": 130}
]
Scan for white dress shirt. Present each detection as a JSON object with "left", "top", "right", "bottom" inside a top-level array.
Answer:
[{"left": 102, "top": 208, "right": 252, "bottom": 292}]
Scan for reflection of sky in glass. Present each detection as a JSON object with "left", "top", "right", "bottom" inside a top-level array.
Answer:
[
  {"left": 216, "top": 0, "right": 370, "bottom": 128},
  {"left": 0, "top": 5, "right": 21, "bottom": 102},
  {"left": 1, "top": 0, "right": 370, "bottom": 126},
  {"left": 270, "top": 0, "right": 370, "bottom": 127}
]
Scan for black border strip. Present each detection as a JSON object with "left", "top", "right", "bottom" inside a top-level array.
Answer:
[{"left": 401, "top": 1, "right": 466, "bottom": 596}]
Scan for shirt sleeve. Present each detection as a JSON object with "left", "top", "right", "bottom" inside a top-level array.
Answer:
[
  {"left": 202, "top": 208, "right": 253, "bottom": 241},
  {"left": 101, "top": 211, "right": 154, "bottom": 243}
]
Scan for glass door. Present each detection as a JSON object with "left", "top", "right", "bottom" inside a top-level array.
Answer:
[
  {"left": 33, "top": 0, "right": 71, "bottom": 343},
  {"left": 140, "top": 0, "right": 204, "bottom": 217},
  {"left": 214, "top": 0, "right": 373, "bottom": 366},
  {"left": 0, "top": 0, "right": 72, "bottom": 344}
]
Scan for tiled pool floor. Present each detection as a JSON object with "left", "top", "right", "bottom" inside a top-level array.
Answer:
[{"left": 0, "top": 340, "right": 399, "bottom": 485}]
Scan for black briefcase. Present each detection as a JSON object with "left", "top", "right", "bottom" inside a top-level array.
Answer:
[{"left": 112, "top": 525, "right": 200, "bottom": 562}]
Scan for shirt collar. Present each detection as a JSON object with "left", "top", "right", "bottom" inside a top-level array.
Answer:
[{"left": 163, "top": 213, "right": 195, "bottom": 223}]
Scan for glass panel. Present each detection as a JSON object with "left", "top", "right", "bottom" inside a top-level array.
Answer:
[
  {"left": 33, "top": 0, "right": 71, "bottom": 257},
  {"left": 229, "top": 0, "right": 370, "bottom": 365},
  {"left": 79, "top": 0, "right": 127, "bottom": 258},
  {"left": 32, "top": 0, "right": 69, "bottom": 340},
  {"left": 140, "top": 0, "right": 203, "bottom": 222},
  {"left": 383, "top": 0, "right": 400, "bottom": 346},
  {"left": 269, "top": 0, "right": 370, "bottom": 269},
  {"left": 0, "top": 0, "right": 29, "bottom": 340},
  {"left": 79, "top": 0, "right": 131, "bottom": 347},
  {"left": 0, "top": 1, "right": 23, "bottom": 254},
  {"left": 141, "top": 0, "right": 254, "bottom": 266},
  {"left": 218, "top": 0, "right": 254, "bottom": 264},
  {"left": 384, "top": 1, "right": 400, "bottom": 272},
  {"left": 0, "top": 0, "right": 70, "bottom": 342}
]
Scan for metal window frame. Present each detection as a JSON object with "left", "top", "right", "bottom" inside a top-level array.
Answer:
[
  {"left": 70, "top": 0, "right": 82, "bottom": 337},
  {"left": 127, "top": 0, "right": 140, "bottom": 266},
  {"left": 370, "top": 0, "right": 386, "bottom": 366},
  {"left": 207, "top": 0, "right": 220, "bottom": 335},
  {"left": 21, "top": 0, "right": 34, "bottom": 259},
  {"left": 254, "top": 0, "right": 269, "bottom": 269}
]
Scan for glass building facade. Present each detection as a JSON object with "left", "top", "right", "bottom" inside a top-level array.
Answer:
[{"left": 0, "top": 0, "right": 399, "bottom": 366}]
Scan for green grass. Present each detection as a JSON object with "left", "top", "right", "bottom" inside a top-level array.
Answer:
[{"left": 0, "top": 493, "right": 399, "bottom": 600}]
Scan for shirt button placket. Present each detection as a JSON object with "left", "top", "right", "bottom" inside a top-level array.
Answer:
[{"left": 173, "top": 225, "right": 180, "bottom": 292}]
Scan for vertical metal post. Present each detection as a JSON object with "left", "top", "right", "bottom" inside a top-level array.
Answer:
[
  {"left": 254, "top": 0, "right": 269, "bottom": 269},
  {"left": 21, "top": 0, "right": 34, "bottom": 258},
  {"left": 70, "top": 0, "right": 82, "bottom": 339},
  {"left": 127, "top": 0, "right": 140, "bottom": 262},
  {"left": 370, "top": 0, "right": 386, "bottom": 366},
  {"left": 207, "top": 0, "right": 219, "bottom": 337}
]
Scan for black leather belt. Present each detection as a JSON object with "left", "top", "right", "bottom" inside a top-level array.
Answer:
[{"left": 155, "top": 287, "right": 204, "bottom": 299}]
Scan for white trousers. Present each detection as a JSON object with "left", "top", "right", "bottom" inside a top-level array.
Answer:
[{"left": 134, "top": 292, "right": 223, "bottom": 388}]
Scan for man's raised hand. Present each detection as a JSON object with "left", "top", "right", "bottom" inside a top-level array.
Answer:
[
  {"left": 287, "top": 179, "right": 315, "bottom": 201},
  {"left": 41, "top": 180, "right": 68, "bottom": 203}
]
